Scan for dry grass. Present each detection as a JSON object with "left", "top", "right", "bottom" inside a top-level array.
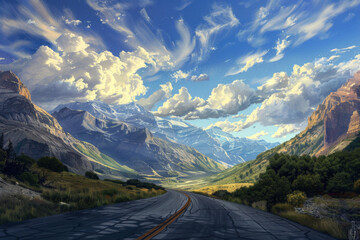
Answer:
[{"left": 193, "top": 183, "right": 253, "bottom": 195}]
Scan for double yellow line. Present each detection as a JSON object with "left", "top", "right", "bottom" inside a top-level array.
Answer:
[{"left": 136, "top": 192, "right": 191, "bottom": 240}]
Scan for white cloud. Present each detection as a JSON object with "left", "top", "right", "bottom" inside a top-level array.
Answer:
[
  {"left": 205, "top": 120, "right": 244, "bottom": 132},
  {"left": 226, "top": 51, "right": 268, "bottom": 76},
  {"left": 205, "top": 54, "right": 360, "bottom": 133},
  {"left": 0, "top": 58, "right": 5, "bottom": 61},
  {"left": 269, "top": 36, "right": 290, "bottom": 62},
  {"left": 137, "top": 82, "right": 173, "bottom": 110},
  {"left": 56, "top": 33, "right": 89, "bottom": 53},
  {"left": 272, "top": 123, "right": 305, "bottom": 138},
  {"left": 184, "top": 80, "right": 258, "bottom": 119},
  {"left": 344, "top": 12, "right": 355, "bottom": 22},
  {"left": 0, "top": 33, "right": 170, "bottom": 109},
  {"left": 140, "top": 8, "right": 151, "bottom": 23},
  {"left": 190, "top": 73, "right": 209, "bottom": 82},
  {"left": 330, "top": 45, "right": 357, "bottom": 53},
  {"left": 63, "top": 18, "right": 82, "bottom": 26},
  {"left": 246, "top": 130, "right": 268, "bottom": 140},
  {"left": 87, "top": 0, "right": 195, "bottom": 71},
  {"left": 328, "top": 55, "right": 340, "bottom": 61},
  {"left": 172, "top": 70, "right": 189, "bottom": 82},
  {"left": 196, "top": 4, "right": 239, "bottom": 59},
  {"left": 154, "top": 87, "right": 205, "bottom": 117}
]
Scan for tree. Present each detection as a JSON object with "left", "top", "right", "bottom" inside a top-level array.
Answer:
[
  {"left": 287, "top": 191, "right": 307, "bottom": 207},
  {"left": 292, "top": 174, "right": 324, "bottom": 197},
  {"left": 6, "top": 140, "right": 16, "bottom": 160},
  {"left": 326, "top": 172, "right": 353, "bottom": 193},
  {"left": 354, "top": 179, "right": 360, "bottom": 193}
]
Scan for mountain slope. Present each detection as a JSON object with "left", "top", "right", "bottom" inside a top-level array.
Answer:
[
  {"left": 52, "top": 107, "right": 225, "bottom": 177},
  {"left": 0, "top": 71, "right": 136, "bottom": 178}
]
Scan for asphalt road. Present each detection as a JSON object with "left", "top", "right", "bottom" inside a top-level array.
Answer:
[{"left": 0, "top": 190, "right": 336, "bottom": 240}]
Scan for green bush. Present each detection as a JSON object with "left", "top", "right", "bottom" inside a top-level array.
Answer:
[
  {"left": 287, "top": 191, "right": 307, "bottom": 207},
  {"left": 37, "top": 157, "right": 67, "bottom": 173},
  {"left": 16, "top": 154, "right": 35, "bottom": 168},
  {"left": 102, "top": 189, "right": 119, "bottom": 197},
  {"left": 85, "top": 171, "right": 99, "bottom": 180},
  {"left": 354, "top": 179, "right": 360, "bottom": 193},
  {"left": 292, "top": 174, "right": 323, "bottom": 197},
  {"left": 212, "top": 190, "right": 230, "bottom": 198},
  {"left": 20, "top": 172, "right": 39, "bottom": 186},
  {"left": 326, "top": 172, "right": 353, "bottom": 193}
]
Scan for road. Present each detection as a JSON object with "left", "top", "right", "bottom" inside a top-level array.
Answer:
[{"left": 0, "top": 190, "right": 336, "bottom": 240}]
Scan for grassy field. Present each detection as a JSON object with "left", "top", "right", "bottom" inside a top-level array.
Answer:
[{"left": 193, "top": 183, "right": 253, "bottom": 195}]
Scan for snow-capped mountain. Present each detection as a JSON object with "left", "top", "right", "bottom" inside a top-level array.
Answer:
[
  {"left": 206, "top": 127, "right": 279, "bottom": 163},
  {"left": 53, "top": 101, "right": 278, "bottom": 167}
]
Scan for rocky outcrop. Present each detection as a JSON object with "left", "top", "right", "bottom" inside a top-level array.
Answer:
[{"left": 0, "top": 71, "right": 31, "bottom": 101}]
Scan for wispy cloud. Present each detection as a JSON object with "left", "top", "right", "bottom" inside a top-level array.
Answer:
[
  {"left": 269, "top": 36, "right": 290, "bottom": 62},
  {"left": 226, "top": 50, "right": 268, "bottom": 76},
  {"left": 196, "top": 4, "right": 239, "bottom": 60},
  {"left": 330, "top": 45, "right": 357, "bottom": 53}
]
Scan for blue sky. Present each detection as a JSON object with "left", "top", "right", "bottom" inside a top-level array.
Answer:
[{"left": 1, "top": 0, "right": 360, "bottom": 143}]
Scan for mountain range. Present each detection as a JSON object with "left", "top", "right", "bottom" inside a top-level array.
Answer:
[{"left": 53, "top": 101, "right": 278, "bottom": 167}]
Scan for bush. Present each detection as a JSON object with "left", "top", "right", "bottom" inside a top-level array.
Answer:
[
  {"left": 326, "top": 172, "right": 353, "bottom": 193},
  {"left": 212, "top": 190, "right": 230, "bottom": 198},
  {"left": 102, "top": 189, "right": 119, "bottom": 197},
  {"left": 287, "top": 191, "right": 307, "bottom": 207},
  {"left": 37, "top": 157, "right": 67, "bottom": 173},
  {"left": 16, "top": 154, "right": 35, "bottom": 168},
  {"left": 20, "top": 172, "right": 39, "bottom": 186},
  {"left": 292, "top": 174, "right": 324, "bottom": 197},
  {"left": 85, "top": 171, "right": 99, "bottom": 180},
  {"left": 354, "top": 179, "right": 360, "bottom": 193}
]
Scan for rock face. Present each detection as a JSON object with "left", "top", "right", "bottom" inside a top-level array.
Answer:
[
  {"left": 0, "top": 71, "right": 135, "bottom": 177},
  {"left": 53, "top": 107, "right": 225, "bottom": 177}
]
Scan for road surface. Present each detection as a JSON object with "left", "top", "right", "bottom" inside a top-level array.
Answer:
[{"left": 0, "top": 190, "right": 336, "bottom": 240}]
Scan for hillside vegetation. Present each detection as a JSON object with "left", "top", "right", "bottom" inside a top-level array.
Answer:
[{"left": 0, "top": 140, "right": 165, "bottom": 224}]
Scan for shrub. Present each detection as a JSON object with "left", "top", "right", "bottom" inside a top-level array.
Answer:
[
  {"left": 102, "top": 189, "right": 119, "bottom": 197},
  {"left": 326, "top": 172, "right": 353, "bottom": 193},
  {"left": 85, "top": 171, "right": 99, "bottom": 180},
  {"left": 354, "top": 179, "right": 360, "bottom": 193},
  {"left": 37, "top": 157, "right": 67, "bottom": 173},
  {"left": 251, "top": 200, "right": 267, "bottom": 211},
  {"left": 16, "top": 154, "right": 35, "bottom": 168},
  {"left": 287, "top": 191, "right": 307, "bottom": 207},
  {"left": 292, "top": 174, "right": 324, "bottom": 197},
  {"left": 20, "top": 172, "right": 39, "bottom": 186}
]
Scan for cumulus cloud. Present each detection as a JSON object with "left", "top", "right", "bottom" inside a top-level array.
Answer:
[
  {"left": 63, "top": 18, "right": 82, "bottom": 26},
  {"left": 184, "top": 80, "right": 259, "bottom": 119},
  {"left": 226, "top": 51, "right": 268, "bottom": 76},
  {"left": 172, "top": 70, "right": 189, "bottom": 82},
  {"left": 246, "top": 130, "right": 268, "bottom": 140},
  {"left": 137, "top": 82, "right": 173, "bottom": 110},
  {"left": 257, "top": 72, "right": 289, "bottom": 95},
  {"left": 272, "top": 123, "right": 305, "bottom": 138},
  {"left": 0, "top": 33, "right": 171, "bottom": 109},
  {"left": 269, "top": 36, "right": 290, "bottom": 62},
  {"left": 196, "top": 4, "right": 239, "bottom": 59},
  {"left": 154, "top": 87, "right": 205, "bottom": 117}
]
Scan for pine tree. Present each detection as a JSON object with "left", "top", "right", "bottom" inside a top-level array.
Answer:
[{"left": 6, "top": 140, "right": 16, "bottom": 160}]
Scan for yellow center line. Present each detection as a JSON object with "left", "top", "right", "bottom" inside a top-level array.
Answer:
[{"left": 136, "top": 192, "right": 191, "bottom": 240}]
